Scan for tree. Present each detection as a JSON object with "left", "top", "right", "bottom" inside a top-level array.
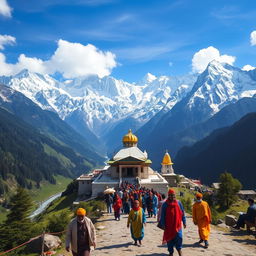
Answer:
[
  {"left": 0, "top": 187, "right": 33, "bottom": 251},
  {"left": 47, "top": 210, "right": 71, "bottom": 233},
  {"left": 175, "top": 175, "right": 181, "bottom": 186},
  {"left": 216, "top": 172, "right": 242, "bottom": 209}
]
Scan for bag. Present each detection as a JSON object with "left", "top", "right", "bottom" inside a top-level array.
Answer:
[{"left": 157, "top": 222, "right": 165, "bottom": 230}]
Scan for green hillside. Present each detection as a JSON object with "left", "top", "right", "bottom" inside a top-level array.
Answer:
[
  {"left": 175, "top": 112, "right": 256, "bottom": 188},
  {"left": 0, "top": 106, "right": 93, "bottom": 194}
]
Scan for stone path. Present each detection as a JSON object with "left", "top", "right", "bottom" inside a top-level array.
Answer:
[{"left": 92, "top": 212, "right": 256, "bottom": 256}]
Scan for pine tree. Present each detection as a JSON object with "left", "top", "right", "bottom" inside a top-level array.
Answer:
[
  {"left": 0, "top": 187, "right": 33, "bottom": 251},
  {"left": 217, "top": 172, "right": 242, "bottom": 209}
]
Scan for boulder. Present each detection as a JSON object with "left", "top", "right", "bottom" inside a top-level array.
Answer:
[
  {"left": 217, "top": 219, "right": 224, "bottom": 225},
  {"left": 96, "top": 225, "right": 106, "bottom": 230},
  {"left": 225, "top": 215, "right": 237, "bottom": 227},
  {"left": 27, "top": 234, "right": 62, "bottom": 253},
  {"left": 44, "top": 234, "right": 62, "bottom": 251},
  {"left": 217, "top": 223, "right": 228, "bottom": 229}
]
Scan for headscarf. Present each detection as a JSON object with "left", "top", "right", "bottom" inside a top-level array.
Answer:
[
  {"left": 76, "top": 208, "right": 86, "bottom": 216},
  {"left": 196, "top": 192, "right": 203, "bottom": 199},
  {"left": 168, "top": 188, "right": 175, "bottom": 195}
]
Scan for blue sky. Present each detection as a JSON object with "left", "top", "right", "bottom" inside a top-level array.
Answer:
[{"left": 0, "top": 0, "right": 256, "bottom": 82}]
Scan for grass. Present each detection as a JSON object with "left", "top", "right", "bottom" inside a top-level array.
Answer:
[
  {"left": 0, "top": 205, "right": 8, "bottom": 223},
  {"left": 0, "top": 175, "right": 72, "bottom": 224},
  {"left": 170, "top": 187, "right": 249, "bottom": 223},
  {"left": 43, "top": 144, "right": 75, "bottom": 168},
  {"left": 173, "top": 187, "right": 195, "bottom": 201},
  {"left": 30, "top": 175, "right": 72, "bottom": 204},
  {"left": 214, "top": 199, "right": 248, "bottom": 219}
]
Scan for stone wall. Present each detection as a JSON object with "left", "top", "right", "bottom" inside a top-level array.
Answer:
[
  {"left": 78, "top": 180, "right": 92, "bottom": 196},
  {"left": 162, "top": 174, "right": 177, "bottom": 187},
  {"left": 141, "top": 183, "right": 169, "bottom": 195}
]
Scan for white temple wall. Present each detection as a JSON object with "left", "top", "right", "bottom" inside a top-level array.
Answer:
[{"left": 92, "top": 182, "right": 119, "bottom": 197}]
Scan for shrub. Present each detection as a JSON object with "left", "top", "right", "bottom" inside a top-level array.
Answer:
[{"left": 47, "top": 210, "right": 71, "bottom": 233}]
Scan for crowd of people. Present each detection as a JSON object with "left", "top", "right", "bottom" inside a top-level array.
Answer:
[
  {"left": 65, "top": 182, "right": 256, "bottom": 256},
  {"left": 104, "top": 182, "right": 163, "bottom": 220},
  {"left": 103, "top": 182, "right": 212, "bottom": 255}
]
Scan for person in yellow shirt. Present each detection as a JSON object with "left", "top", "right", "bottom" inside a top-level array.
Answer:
[
  {"left": 127, "top": 200, "right": 146, "bottom": 246},
  {"left": 192, "top": 193, "right": 211, "bottom": 248}
]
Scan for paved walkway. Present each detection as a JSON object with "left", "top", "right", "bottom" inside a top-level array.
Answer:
[{"left": 93, "top": 212, "right": 256, "bottom": 256}]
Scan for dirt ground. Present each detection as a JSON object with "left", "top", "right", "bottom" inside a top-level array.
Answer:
[{"left": 91, "top": 212, "right": 256, "bottom": 256}]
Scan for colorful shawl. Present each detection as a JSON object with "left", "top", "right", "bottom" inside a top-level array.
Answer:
[{"left": 163, "top": 199, "right": 182, "bottom": 243}]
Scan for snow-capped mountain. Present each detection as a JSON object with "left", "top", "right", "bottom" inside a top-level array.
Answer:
[
  {"left": 187, "top": 60, "right": 256, "bottom": 114},
  {"left": 2, "top": 60, "right": 256, "bottom": 158},
  {"left": 137, "top": 60, "right": 256, "bottom": 168},
  {"left": 0, "top": 70, "right": 197, "bottom": 140}
]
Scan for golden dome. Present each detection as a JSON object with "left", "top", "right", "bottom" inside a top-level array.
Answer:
[
  {"left": 122, "top": 129, "right": 138, "bottom": 144},
  {"left": 162, "top": 151, "right": 173, "bottom": 165}
]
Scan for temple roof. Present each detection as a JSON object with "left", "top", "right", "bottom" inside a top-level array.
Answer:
[
  {"left": 113, "top": 146, "right": 147, "bottom": 161},
  {"left": 162, "top": 151, "right": 173, "bottom": 165}
]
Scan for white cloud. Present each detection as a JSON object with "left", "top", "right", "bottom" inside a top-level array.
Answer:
[
  {"left": 192, "top": 46, "right": 236, "bottom": 73},
  {"left": 250, "top": 31, "right": 256, "bottom": 46},
  {"left": 0, "top": 0, "right": 12, "bottom": 17},
  {"left": 242, "top": 64, "right": 255, "bottom": 71},
  {"left": 0, "top": 39, "right": 117, "bottom": 78},
  {"left": 0, "top": 34, "right": 15, "bottom": 50},
  {"left": 0, "top": 52, "right": 13, "bottom": 75},
  {"left": 15, "top": 54, "right": 47, "bottom": 74},
  {"left": 47, "top": 39, "right": 116, "bottom": 78}
]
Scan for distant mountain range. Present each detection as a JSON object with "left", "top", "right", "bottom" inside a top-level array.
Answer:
[
  {"left": 137, "top": 61, "right": 256, "bottom": 167},
  {"left": 0, "top": 84, "right": 105, "bottom": 192},
  {"left": 0, "top": 70, "right": 197, "bottom": 152},
  {"left": 174, "top": 112, "right": 256, "bottom": 189},
  {"left": 1, "top": 61, "right": 256, "bottom": 188}
]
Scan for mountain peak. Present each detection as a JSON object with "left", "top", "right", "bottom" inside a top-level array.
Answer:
[
  {"left": 14, "top": 69, "right": 31, "bottom": 79},
  {"left": 143, "top": 73, "right": 157, "bottom": 83},
  {"left": 206, "top": 60, "right": 226, "bottom": 71}
]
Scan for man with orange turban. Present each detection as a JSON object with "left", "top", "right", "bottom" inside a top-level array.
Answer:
[
  {"left": 192, "top": 193, "right": 211, "bottom": 248},
  {"left": 66, "top": 207, "right": 96, "bottom": 256},
  {"left": 160, "top": 189, "right": 186, "bottom": 256}
]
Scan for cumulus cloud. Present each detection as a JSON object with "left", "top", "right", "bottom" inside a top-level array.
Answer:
[
  {"left": 242, "top": 64, "right": 255, "bottom": 71},
  {"left": 0, "top": 52, "right": 13, "bottom": 75},
  {"left": 0, "top": 0, "right": 12, "bottom": 17},
  {"left": 0, "top": 34, "right": 15, "bottom": 49},
  {"left": 192, "top": 46, "right": 236, "bottom": 73},
  {"left": 250, "top": 31, "right": 256, "bottom": 46},
  {"left": 47, "top": 39, "right": 116, "bottom": 78},
  {"left": 0, "top": 39, "right": 117, "bottom": 78}
]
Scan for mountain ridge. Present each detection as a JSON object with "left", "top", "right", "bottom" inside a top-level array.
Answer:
[
  {"left": 174, "top": 112, "right": 256, "bottom": 189},
  {"left": 0, "top": 84, "right": 105, "bottom": 166}
]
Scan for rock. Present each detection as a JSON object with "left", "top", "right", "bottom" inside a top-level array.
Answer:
[
  {"left": 44, "top": 234, "right": 62, "bottom": 251},
  {"left": 27, "top": 234, "right": 61, "bottom": 253},
  {"left": 97, "top": 225, "right": 106, "bottom": 230},
  {"left": 217, "top": 223, "right": 229, "bottom": 229},
  {"left": 217, "top": 219, "right": 224, "bottom": 224},
  {"left": 225, "top": 215, "right": 237, "bottom": 227}
]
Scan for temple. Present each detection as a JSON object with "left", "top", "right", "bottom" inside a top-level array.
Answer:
[
  {"left": 77, "top": 129, "right": 169, "bottom": 197},
  {"left": 160, "top": 151, "right": 177, "bottom": 187}
]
